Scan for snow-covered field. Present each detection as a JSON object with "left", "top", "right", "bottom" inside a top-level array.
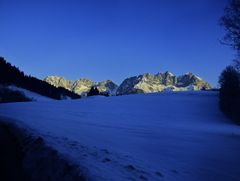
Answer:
[{"left": 0, "top": 91, "right": 240, "bottom": 181}]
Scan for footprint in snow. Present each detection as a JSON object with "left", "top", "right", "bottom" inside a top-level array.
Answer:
[
  {"left": 102, "top": 157, "right": 111, "bottom": 163},
  {"left": 69, "top": 142, "right": 77, "bottom": 147},
  {"left": 101, "top": 149, "right": 110, "bottom": 154},
  {"left": 171, "top": 169, "right": 178, "bottom": 174},
  {"left": 155, "top": 171, "right": 164, "bottom": 177},
  {"left": 139, "top": 175, "right": 148, "bottom": 180},
  {"left": 125, "top": 164, "right": 136, "bottom": 171}
]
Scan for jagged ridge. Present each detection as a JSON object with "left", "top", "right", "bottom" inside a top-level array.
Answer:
[
  {"left": 116, "top": 71, "right": 211, "bottom": 95},
  {"left": 44, "top": 76, "right": 118, "bottom": 96},
  {"left": 44, "top": 71, "right": 211, "bottom": 96}
]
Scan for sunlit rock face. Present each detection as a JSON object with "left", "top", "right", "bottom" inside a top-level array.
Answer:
[
  {"left": 43, "top": 76, "right": 73, "bottom": 91},
  {"left": 96, "top": 80, "right": 118, "bottom": 95},
  {"left": 116, "top": 72, "right": 211, "bottom": 95},
  {"left": 43, "top": 76, "right": 118, "bottom": 96},
  {"left": 44, "top": 72, "right": 211, "bottom": 96},
  {"left": 71, "top": 78, "right": 95, "bottom": 95},
  {"left": 176, "top": 73, "right": 211, "bottom": 90}
]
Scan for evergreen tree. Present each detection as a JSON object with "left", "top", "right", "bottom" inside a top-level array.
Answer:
[
  {"left": 219, "top": 0, "right": 240, "bottom": 123},
  {"left": 0, "top": 57, "right": 81, "bottom": 100},
  {"left": 87, "top": 86, "right": 100, "bottom": 96}
]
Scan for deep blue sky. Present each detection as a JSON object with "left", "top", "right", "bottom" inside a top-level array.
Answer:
[{"left": 0, "top": 0, "right": 234, "bottom": 86}]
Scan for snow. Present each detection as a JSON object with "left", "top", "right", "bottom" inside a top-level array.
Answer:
[
  {"left": 0, "top": 91, "right": 240, "bottom": 181},
  {"left": 7, "top": 85, "right": 52, "bottom": 101},
  {"left": 166, "top": 71, "right": 175, "bottom": 76}
]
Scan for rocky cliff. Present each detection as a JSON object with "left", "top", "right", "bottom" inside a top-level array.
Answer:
[
  {"left": 44, "top": 76, "right": 118, "bottom": 96},
  {"left": 116, "top": 72, "right": 211, "bottom": 95},
  {"left": 44, "top": 72, "right": 211, "bottom": 96}
]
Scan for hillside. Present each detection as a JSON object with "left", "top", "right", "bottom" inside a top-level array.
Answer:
[
  {"left": 0, "top": 92, "right": 239, "bottom": 181},
  {"left": 0, "top": 57, "right": 80, "bottom": 100}
]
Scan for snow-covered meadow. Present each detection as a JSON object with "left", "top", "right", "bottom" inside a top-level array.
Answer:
[{"left": 0, "top": 91, "right": 240, "bottom": 181}]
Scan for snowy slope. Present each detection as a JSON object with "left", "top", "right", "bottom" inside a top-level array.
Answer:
[
  {"left": 0, "top": 91, "right": 240, "bottom": 181},
  {"left": 7, "top": 85, "right": 52, "bottom": 101}
]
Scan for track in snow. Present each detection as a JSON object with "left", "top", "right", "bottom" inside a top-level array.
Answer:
[{"left": 0, "top": 91, "right": 240, "bottom": 181}]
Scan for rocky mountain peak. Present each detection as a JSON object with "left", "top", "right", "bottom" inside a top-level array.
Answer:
[
  {"left": 43, "top": 76, "right": 73, "bottom": 91},
  {"left": 164, "top": 71, "right": 175, "bottom": 76},
  {"left": 116, "top": 72, "right": 211, "bottom": 95},
  {"left": 44, "top": 71, "right": 211, "bottom": 96},
  {"left": 44, "top": 76, "right": 118, "bottom": 96},
  {"left": 97, "top": 80, "right": 118, "bottom": 95},
  {"left": 176, "top": 72, "right": 206, "bottom": 88}
]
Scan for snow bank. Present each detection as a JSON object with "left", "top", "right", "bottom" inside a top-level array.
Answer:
[
  {"left": 0, "top": 119, "right": 85, "bottom": 181},
  {"left": 7, "top": 85, "right": 52, "bottom": 101},
  {"left": 0, "top": 91, "right": 240, "bottom": 181}
]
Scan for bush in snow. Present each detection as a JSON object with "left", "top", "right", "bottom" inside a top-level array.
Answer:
[
  {"left": 87, "top": 86, "right": 100, "bottom": 96},
  {"left": 219, "top": 66, "right": 240, "bottom": 124}
]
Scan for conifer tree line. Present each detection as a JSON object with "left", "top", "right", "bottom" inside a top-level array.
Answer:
[{"left": 0, "top": 57, "right": 80, "bottom": 100}]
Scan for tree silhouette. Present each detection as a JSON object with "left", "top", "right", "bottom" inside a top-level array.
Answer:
[
  {"left": 0, "top": 57, "right": 80, "bottom": 100},
  {"left": 219, "top": 66, "right": 240, "bottom": 123},
  {"left": 219, "top": 0, "right": 240, "bottom": 123},
  {"left": 87, "top": 86, "right": 100, "bottom": 96},
  {"left": 220, "top": 0, "right": 240, "bottom": 52}
]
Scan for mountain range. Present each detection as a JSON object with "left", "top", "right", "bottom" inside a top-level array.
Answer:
[
  {"left": 116, "top": 72, "right": 211, "bottom": 95},
  {"left": 44, "top": 71, "right": 211, "bottom": 96},
  {"left": 44, "top": 76, "right": 118, "bottom": 96}
]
